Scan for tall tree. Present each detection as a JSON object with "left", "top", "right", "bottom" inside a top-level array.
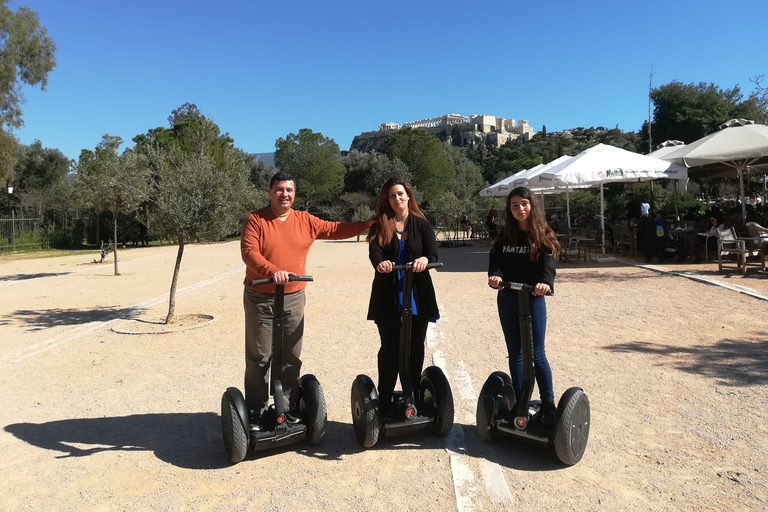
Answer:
[
  {"left": 13, "top": 139, "right": 71, "bottom": 217},
  {"left": 749, "top": 75, "right": 768, "bottom": 124},
  {"left": 0, "top": 128, "right": 17, "bottom": 193},
  {"left": 240, "top": 149, "right": 274, "bottom": 190},
  {"left": 144, "top": 115, "right": 259, "bottom": 324},
  {"left": 0, "top": 1, "right": 56, "bottom": 185},
  {"left": 443, "top": 144, "right": 485, "bottom": 207},
  {"left": 274, "top": 128, "right": 345, "bottom": 208},
  {"left": 642, "top": 81, "right": 761, "bottom": 148},
  {"left": 382, "top": 127, "right": 454, "bottom": 204},
  {"left": 0, "top": 1, "right": 56, "bottom": 130},
  {"left": 76, "top": 135, "right": 150, "bottom": 275},
  {"left": 341, "top": 149, "right": 411, "bottom": 196}
]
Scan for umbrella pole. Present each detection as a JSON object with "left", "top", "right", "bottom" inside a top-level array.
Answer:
[
  {"left": 739, "top": 166, "right": 747, "bottom": 220},
  {"left": 566, "top": 190, "right": 571, "bottom": 228},
  {"left": 601, "top": 184, "right": 606, "bottom": 256},
  {"left": 674, "top": 180, "right": 679, "bottom": 221}
]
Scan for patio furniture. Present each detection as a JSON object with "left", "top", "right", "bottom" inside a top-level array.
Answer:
[{"left": 717, "top": 227, "right": 763, "bottom": 273}]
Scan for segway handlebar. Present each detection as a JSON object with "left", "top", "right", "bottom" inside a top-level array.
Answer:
[
  {"left": 499, "top": 281, "right": 554, "bottom": 296},
  {"left": 249, "top": 275, "right": 314, "bottom": 287},
  {"left": 391, "top": 262, "right": 443, "bottom": 271}
]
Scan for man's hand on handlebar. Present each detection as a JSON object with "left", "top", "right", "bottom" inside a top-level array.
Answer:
[{"left": 271, "top": 270, "right": 296, "bottom": 284}]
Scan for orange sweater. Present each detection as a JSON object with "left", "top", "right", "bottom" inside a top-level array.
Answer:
[{"left": 241, "top": 207, "right": 369, "bottom": 294}]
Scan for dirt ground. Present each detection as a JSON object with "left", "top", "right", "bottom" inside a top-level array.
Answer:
[{"left": 1, "top": 239, "right": 767, "bottom": 511}]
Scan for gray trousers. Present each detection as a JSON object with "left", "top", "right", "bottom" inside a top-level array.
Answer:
[{"left": 243, "top": 287, "right": 305, "bottom": 415}]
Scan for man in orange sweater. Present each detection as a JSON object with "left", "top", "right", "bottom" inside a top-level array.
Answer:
[{"left": 241, "top": 172, "right": 374, "bottom": 431}]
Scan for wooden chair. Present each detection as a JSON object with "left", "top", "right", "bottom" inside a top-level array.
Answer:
[
  {"left": 716, "top": 227, "right": 763, "bottom": 273},
  {"left": 745, "top": 223, "right": 768, "bottom": 272},
  {"left": 614, "top": 224, "right": 635, "bottom": 258},
  {"left": 579, "top": 230, "right": 599, "bottom": 262}
]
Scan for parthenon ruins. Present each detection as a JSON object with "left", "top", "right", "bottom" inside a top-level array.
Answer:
[{"left": 350, "top": 113, "right": 535, "bottom": 152}]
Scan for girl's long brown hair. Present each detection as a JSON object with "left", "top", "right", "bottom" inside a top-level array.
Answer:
[
  {"left": 366, "top": 178, "right": 426, "bottom": 247},
  {"left": 494, "top": 186, "right": 560, "bottom": 260}
]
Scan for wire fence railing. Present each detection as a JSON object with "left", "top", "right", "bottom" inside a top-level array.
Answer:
[{"left": 0, "top": 213, "right": 47, "bottom": 252}]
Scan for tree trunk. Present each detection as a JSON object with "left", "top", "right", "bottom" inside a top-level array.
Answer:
[
  {"left": 113, "top": 215, "right": 119, "bottom": 276},
  {"left": 165, "top": 240, "right": 185, "bottom": 324}
]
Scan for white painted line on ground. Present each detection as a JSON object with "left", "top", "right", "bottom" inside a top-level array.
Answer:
[
  {"left": 637, "top": 263, "right": 768, "bottom": 301},
  {"left": 450, "top": 454, "right": 477, "bottom": 512},
  {"left": 454, "top": 360, "right": 476, "bottom": 400},
  {"left": 432, "top": 320, "right": 513, "bottom": 512},
  {"left": 2, "top": 266, "right": 245, "bottom": 367},
  {"left": 480, "top": 459, "right": 514, "bottom": 505}
]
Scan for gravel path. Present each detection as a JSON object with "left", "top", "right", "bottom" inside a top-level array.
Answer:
[{"left": 1, "top": 240, "right": 767, "bottom": 511}]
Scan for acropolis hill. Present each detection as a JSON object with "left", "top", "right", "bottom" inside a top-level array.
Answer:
[{"left": 349, "top": 113, "right": 535, "bottom": 152}]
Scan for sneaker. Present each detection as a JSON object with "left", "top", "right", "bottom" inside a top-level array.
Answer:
[
  {"left": 248, "top": 411, "right": 263, "bottom": 432},
  {"left": 540, "top": 401, "right": 556, "bottom": 428},
  {"left": 284, "top": 411, "right": 301, "bottom": 425}
]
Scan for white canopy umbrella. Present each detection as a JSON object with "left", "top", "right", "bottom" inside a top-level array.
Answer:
[
  {"left": 540, "top": 143, "right": 687, "bottom": 257},
  {"left": 660, "top": 119, "right": 768, "bottom": 219},
  {"left": 479, "top": 164, "right": 544, "bottom": 197}
]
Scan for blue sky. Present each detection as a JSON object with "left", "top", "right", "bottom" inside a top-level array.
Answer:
[{"left": 8, "top": 0, "right": 767, "bottom": 163}]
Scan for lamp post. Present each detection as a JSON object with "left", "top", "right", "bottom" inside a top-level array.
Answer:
[
  {"left": 6, "top": 182, "right": 12, "bottom": 216},
  {"left": 6, "top": 182, "right": 14, "bottom": 251}
]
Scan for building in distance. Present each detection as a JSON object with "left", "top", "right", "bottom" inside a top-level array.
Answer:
[{"left": 350, "top": 113, "right": 535, "bottom": 152}]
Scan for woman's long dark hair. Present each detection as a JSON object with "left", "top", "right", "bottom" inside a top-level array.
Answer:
[
  {"left": 494, "top": 186, "right": 560, "bottom": 260},
  {"left": 366, "top": 178, "right": 425, "bottom": 246}
]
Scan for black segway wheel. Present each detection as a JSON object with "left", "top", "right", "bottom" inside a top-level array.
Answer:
[
  {"left": 299, "top": 374, "right": 327, "bottom": 446},
  {"left": 351, "top": 375, "right": 381, "bottom": 448},
  {"left": 420, "top": 366, "right": 454, "bottom": 437},
  {"left": 221, "top": 388, "right": 249, "bottom": 463},
  {"left": 554, "top": 387, "right": 590, "bottom": 465},
  {"left": 475, "top": 371, "right": 512, "bottom": 442}
]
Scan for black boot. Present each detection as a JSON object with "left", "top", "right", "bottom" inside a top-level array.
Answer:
[{"left": 540, "top": 400, "right": 557, "bottom": 428}]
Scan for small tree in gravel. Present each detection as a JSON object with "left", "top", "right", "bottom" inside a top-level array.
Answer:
[
  {"left": 148, "top": 118, "right": 260, "bottom": 324},
  {"left": 76, "top": 135, "right": 150, "bottom": 275}
]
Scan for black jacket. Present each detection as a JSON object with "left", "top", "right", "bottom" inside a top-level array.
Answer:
[
  {"left": 367, "top": 215, "right": 439, "bottom": 323},
  {"left": 488, "top": 232, "right": 556, "bottom": 291}
]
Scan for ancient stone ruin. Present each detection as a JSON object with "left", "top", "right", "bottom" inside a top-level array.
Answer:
[{"left": 349, "top": 113, "right": 535, "bottom": 152}]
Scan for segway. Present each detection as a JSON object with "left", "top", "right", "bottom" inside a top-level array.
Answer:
[
  {"left": 351, "top": 262, "right": 454, "bottom": 448},
  {"left": 221, "top": 275, "right": 327, "bottom": 463},
  {"left": 476, "top": 281, "right": 590, "bottom": 465}
]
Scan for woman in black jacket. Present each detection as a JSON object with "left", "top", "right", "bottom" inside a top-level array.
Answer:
[{"left": 366, "top": 178, "right": 439, "bottom": 414}]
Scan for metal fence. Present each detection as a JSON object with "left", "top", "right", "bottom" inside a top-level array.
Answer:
[{"left": 0, "top": 213, "right": 47, "bottom": 252}]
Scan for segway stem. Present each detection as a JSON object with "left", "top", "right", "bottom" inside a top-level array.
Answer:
[
  {"left": 497, "top": 281, "right": 552, "bottom": 424},
  {"left": 390, "top": 262, "right": 442, "bottom": 416},
  {"left": 248, "top": 276, "right": 313, "bottom": 398}
]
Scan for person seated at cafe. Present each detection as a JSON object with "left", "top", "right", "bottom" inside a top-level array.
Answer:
[
  {"left": 549, "top": 210, "right": 562, "bottom": 232},
  {"left": 692, "top": 214, "right": 725, "bottom": 261}
]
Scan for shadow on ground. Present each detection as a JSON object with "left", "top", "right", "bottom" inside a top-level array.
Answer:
[
  {"left": 6, "top": 306, "right": 143, "bottom": 331},
  {"left": 3, "top": 415, "right": 453, "bottom": 469},
  {"left": 606, "top": 336, "right": 768, "bottom": 386},
  {"left": 5, "top": 413, "right": 229, "bottom": 470},
  {"left": 0, "top": 272, "right": 72, "bottom": 282}
]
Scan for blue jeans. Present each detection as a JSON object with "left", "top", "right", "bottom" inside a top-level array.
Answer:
[{"left": 497, "top": 290, "right": 554, "bottom": 403}]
